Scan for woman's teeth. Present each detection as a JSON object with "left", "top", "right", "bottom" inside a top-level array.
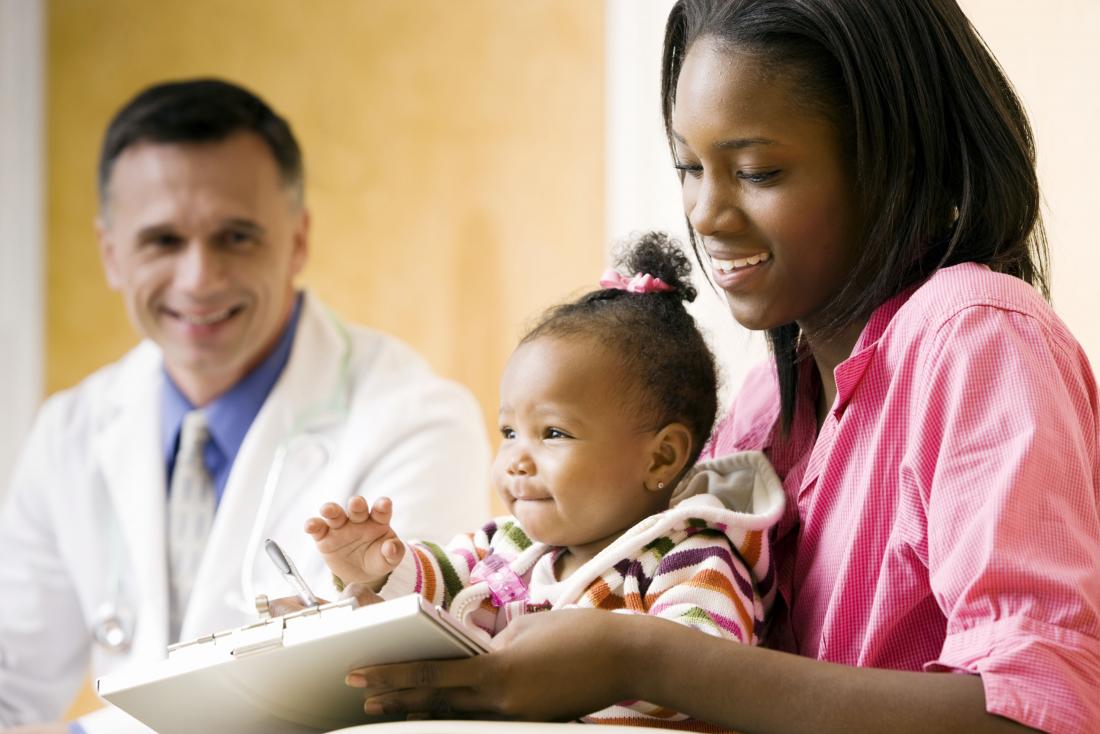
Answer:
[{"left": 713, "top": 252, "right": 770, "bottom": 273}]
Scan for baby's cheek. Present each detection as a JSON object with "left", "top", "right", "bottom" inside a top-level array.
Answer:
[
  {"left": 490, "top": 451, "right": 513, "bottom": 482},
  {"left": 492, "top": 484, "right": 514, "bottom": 512},
  {"left": 489, "top": 464, "right": 510, "bottom": 504}
]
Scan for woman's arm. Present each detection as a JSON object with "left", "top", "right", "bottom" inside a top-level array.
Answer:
[
  {"left": 348, "top": 608, "right": 1038, "bottom": 733},
  {"left": 637, "top": 614, "right": 1037, "bottom": 733}
]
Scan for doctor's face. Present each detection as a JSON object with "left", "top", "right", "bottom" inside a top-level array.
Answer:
[{"left": 97, "top": 132, "right": 309, "bottom": 405}]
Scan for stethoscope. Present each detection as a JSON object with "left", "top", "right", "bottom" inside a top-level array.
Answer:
[{"left": 91, "top": 307, "right": 353, "bottom": 652}]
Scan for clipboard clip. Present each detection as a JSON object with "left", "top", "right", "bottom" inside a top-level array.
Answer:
[{"left": 166, "top": 598, "right": 359, "bottom": 660}]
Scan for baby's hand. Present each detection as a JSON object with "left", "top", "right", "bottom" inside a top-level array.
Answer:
[{"left": 304, "top": 496, "right": 405, "bottom": 589}]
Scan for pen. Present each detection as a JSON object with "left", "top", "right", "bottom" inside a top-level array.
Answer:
[{"left": 264, "top": 538, "right": 320, "bottom": 607}]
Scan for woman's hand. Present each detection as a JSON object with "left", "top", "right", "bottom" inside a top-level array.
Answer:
[
  {"left": 345, "top": 608, "right": 643, "bottom": 720},
  {"left": 343, "top": 604, "right": 1038, "bottom": 734}
]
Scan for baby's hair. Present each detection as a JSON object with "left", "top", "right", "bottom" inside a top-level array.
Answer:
[{"left": 522, "top": 231, "right": 719, "bottom": 467}]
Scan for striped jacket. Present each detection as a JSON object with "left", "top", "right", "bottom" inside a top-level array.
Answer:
[{"left": 378, "top": 451, "right": 785, "bottom": 731}]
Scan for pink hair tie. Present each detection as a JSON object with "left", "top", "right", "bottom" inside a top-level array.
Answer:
[{"left": 599, "top": 269, "right": 674, "bottom": 294}]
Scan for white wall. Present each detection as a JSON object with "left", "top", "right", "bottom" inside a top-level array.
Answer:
[
  {"left": 604, "top": 1, "right": 1100, "bottom": 411},
  {"left": 959, "top": 0, "right": 1100, "bottom": 369},
  {"left": 604, "top": 0, "right": 767, "bottom": 411},
  {"left": 0, "top": 0, "right": 44, "bottom": 498}
]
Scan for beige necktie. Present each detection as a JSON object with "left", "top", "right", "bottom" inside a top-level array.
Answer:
[{"left": 167, "top": 410, "right": 215, "bottom": 642}]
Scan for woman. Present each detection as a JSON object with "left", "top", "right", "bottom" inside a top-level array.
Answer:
[{"left": 348, "top": 2, "right": 1100, "bottom": 731}]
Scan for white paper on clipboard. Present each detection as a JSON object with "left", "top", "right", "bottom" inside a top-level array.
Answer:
[{"left": 96, "top": 594, "right": 490, "bottom": 734}]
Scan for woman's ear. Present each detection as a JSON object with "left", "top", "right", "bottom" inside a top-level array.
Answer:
[{"left": 645, "top": 423, "right": 693, "bottom": 492}]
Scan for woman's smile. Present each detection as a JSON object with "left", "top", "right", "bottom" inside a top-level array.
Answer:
[{"left": 707, "top": 250, "right": 772, "bottom": 291}]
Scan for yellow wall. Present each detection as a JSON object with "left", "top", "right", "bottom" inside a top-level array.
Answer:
[
  {"left": 49, "top": 0, "right": 603, "bottom": 719},
  {"left": 47, "top": 0, "right": 604, "bottom": 429}
]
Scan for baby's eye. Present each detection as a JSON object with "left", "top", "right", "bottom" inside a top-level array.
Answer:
[
  {"left": 499, "top": 427, "right": 516, "bottom": 440},
  {"left": 544, "top": 428, "right": 570, "bottom": 440}
]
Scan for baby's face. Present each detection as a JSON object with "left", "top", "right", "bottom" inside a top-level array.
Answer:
[{"left": 492, "top": 335, "right": 666, "bottom": 561}]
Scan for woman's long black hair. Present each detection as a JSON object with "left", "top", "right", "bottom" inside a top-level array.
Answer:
[{"left": 661, "top": 0, "right": 1049, "bottom": 431}]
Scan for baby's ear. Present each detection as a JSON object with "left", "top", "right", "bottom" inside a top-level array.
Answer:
[{"left": 645, "top": 423, "right": 693, "bottom": 492}]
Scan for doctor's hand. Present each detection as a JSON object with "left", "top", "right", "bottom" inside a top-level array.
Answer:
[
  {"left": 345, "top": 608, "right": 640, "bottom": 721},
  {"left": 268, "top": 594, "right": 329, "bottom": 617},
  {"left": 267, "top": 581, "right": 386, "bottom": 618},
  {"left": 305, "top": 495, "right": 406, "bottom": 590}
]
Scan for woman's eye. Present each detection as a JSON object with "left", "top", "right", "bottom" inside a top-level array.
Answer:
[
  {"left": 736, "top": 169, "right": 780, "bottom": 184},
  {"left": 673, "top": 162, "right": 704, "bottom": 180}
]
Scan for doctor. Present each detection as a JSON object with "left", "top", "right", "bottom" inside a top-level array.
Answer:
[{"left": 0, "top": 78, "right": 490, "bottom": 734}]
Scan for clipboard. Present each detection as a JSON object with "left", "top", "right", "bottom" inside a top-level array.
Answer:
[{"left": 96, "top": 594, "right": 490, "bottom": 734}]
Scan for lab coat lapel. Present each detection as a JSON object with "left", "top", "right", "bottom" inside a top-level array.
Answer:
[
  {"left": 260, "top": 295, "right": 350, "bottom": 520},
  {"left": 185, "top": 294, "right": 346, "bottom": 633},
  {"left": 96, "top": 344, "right": 169, "bottom": 648}
]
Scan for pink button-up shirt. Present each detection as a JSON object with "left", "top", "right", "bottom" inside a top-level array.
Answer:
[{"left": 703, "top": 263, "right": 1100, "bottom": 733}]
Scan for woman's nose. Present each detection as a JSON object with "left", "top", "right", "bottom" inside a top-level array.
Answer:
[{"left": 687, "top": 175, "right": 747, "bottom": 237}]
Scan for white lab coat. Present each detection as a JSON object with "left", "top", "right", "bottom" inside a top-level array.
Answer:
[{"left": 0, "top": 293, "right": 491, "bottom": 733}]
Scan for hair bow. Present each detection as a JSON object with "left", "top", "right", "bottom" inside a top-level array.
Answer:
[{"left": 598, "top": 269, "right": 674, "bottom": 294}]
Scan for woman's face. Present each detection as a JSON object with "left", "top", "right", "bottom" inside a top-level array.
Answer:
[{"left": 670, "top": 38, "right": 862, "bottom": 335}]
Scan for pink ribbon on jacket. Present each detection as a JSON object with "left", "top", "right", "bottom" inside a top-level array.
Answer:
[
  {"left": 598, "top": 269, "right": 674, "bottom": 294},
  {"left": 469, "top": 554, "right": 528, "bottom": 607}
]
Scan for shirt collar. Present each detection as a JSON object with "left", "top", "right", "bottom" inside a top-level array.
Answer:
[
  {"left": 832, "top": 283, "right": 919, "bottom": 412},
  {"left": 768, "top": 283, "right": 921, "bottom": 453},
  {"left": 161, "top": 292, "right": 304, "bottom": 467}
]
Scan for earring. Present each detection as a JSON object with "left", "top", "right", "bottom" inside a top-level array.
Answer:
[{"left": 657, "top": 481, "right": 665, "bottom": 490}]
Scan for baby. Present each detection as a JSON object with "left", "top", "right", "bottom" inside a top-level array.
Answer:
[{"left": 307, "top": 232, "right": 784, "bottom": 729}]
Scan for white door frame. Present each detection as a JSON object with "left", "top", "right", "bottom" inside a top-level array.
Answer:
[
  {"left": 0, "top": 0, "right": 45, "bottom": 495},
  {"left": 604, "top": 0, "right": 766, "bottom": 407}
]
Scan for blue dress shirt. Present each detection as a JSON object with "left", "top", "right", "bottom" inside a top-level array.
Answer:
[{"left": 161, "top": 293, "right": 304, "bottom": 505}]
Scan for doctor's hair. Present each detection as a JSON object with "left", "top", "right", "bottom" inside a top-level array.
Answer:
[
  {"left": 662, "top": 0, "right": 1049, "bottom": 431},
  {"left": 98, "top": 77, "right": 304, "bottom": 210},
  {"left": 522, "top": 231, "right": 718, "bottom": 465}
]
